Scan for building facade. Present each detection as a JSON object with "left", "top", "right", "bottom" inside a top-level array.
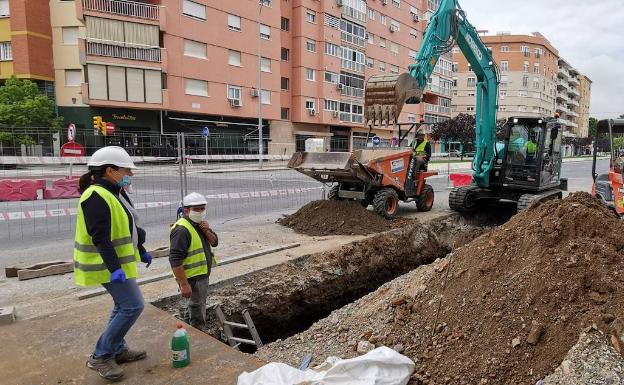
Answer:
[
  {"left": 43, "top": 0, "right": 451, "bottom": 155},
  {"left": 0, "top": 0, "right": 55, "bottom": 98},
  {"left": 577, "top": 74, "right": 592, "bottom": 138},
  {"left": 452, "top": 32, "right": 559, "bottom": 122}
]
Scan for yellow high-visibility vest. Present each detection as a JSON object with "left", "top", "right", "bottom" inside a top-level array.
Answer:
[
  {"left": 74, "top": 185, "right": 139, "bottom": 287},
  {"left": 171, "top": 218, "right": 217, "bottom": 279},
  {"left": 412, "top": 139, "right": 429, "bottom": 155}
]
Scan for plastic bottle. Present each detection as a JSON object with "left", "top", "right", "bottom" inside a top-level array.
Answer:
[{"left": 171, "top": 322, "right": 190, "bottom": 368}]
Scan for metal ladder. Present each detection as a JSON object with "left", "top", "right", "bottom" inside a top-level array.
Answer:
[{"left": 214, "top": 305, "right": 263, "bottom": 350}]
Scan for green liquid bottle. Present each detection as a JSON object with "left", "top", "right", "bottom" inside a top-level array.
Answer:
[{"left": 171, "top": 322, "right": 190, "bottom": 368}]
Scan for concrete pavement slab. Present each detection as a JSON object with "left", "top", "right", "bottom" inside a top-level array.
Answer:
[{"left": 0, "top": 301, "right": 262, "bottom": 384}]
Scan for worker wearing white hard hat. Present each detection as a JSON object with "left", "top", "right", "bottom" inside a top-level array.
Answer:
[
  {"left": 169, "top": 192, "right": 218, "bottom": 328},
  {"left": 75, "top": 146, "right": 151, "bottom": 381}
]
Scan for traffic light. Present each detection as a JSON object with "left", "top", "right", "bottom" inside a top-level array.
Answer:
[{"left": 93, "top": 116, "right": 103, "bottom": 135}]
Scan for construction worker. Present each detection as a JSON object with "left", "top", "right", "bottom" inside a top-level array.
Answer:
[
  {"left": 75, "top": 146, "right": 152, "bottom": 381},
  {"left": 169, "top": 192, "right": 218, "bottom": 329},
  {"left": 526, "top": 138, "right": 538, "bottom": 163},
  {"left": 405, "top": 132, "right": 432, "bottom": 195}
]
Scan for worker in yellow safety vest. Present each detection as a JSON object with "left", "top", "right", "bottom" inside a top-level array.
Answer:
[
  {"left": 169, "top": 192, "right": 218, "bottom": 329},
  {"left": 406, "top": 132, "right": 432, "bottom": 195},
  {"left": 74, "top": 146, "right": 152, "bottom": 381}
]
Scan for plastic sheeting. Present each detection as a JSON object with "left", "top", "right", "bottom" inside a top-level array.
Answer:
[{"left": 238, "top": 347, "right": 415, "bottom": 385}]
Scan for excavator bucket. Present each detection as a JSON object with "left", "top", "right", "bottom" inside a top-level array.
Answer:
[{"left": 364, "top": 73, "right": 423, "bottom": 126}]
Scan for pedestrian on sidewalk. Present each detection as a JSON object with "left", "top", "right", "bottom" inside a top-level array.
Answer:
[
  {"left": 169, "top": 192, "right": 218, "bottom": 329},
  {"left": 74, "top": 146, "right": 153, "bottom": 381}
]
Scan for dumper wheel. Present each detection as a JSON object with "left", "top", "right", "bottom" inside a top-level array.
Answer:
[
  {"left": 328, "top": 185, "right": 341, "bottom": 200},
  {"left": 373, "top": 188, "right": 399, "bottom": 219},
  {"left": 416, "top": 184, "right": 434, "bottom": 212}
]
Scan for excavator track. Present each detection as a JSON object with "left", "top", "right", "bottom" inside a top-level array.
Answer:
[
  {"left": 449, "top": 185, "right": 480, "bottom": 213},
  {"left": 517, "top": 190, "right": 563, "bottom": 211}
]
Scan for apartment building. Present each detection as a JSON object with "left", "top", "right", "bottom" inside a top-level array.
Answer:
[
  {"left": 0, "top": 0, "right": 54, "bottom": 97},
  {"left": 452, "top": 31, "right": 591, "bottom": 138},
  {"left": 46, "top": 0, "right": 450, "bottom": 154},
  {"left": 577, "top": 74, "right": 592, "bottom": 138}
]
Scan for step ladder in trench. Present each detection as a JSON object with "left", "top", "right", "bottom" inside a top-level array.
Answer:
[{"left": 214, "top": 305, "right": 263, "bottom": 350}]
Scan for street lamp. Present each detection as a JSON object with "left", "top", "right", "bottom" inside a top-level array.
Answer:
[{"left": 257, "top": 1, "right": 266, "bottom": 168}]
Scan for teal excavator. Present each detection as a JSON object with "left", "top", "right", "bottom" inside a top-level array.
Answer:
[{"left": 364, "top": 0, "right": 566, "bottom": 212}]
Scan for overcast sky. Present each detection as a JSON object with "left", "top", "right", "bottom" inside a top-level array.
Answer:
[{"left": 459, "top": 0, "right": 624, "bottom": 119}]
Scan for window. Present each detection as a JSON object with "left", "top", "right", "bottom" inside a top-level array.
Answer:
[
  {"left": 499, "top": 90, "right": 507, "bottom": 98},
  {"left": 306, "top": 9, "right": 316, "bottom": 23},
  {"left": 227, "top": 85, "right": 242, "bottom": 102},
  {"left": 392, "top": 0, "right": 401, "bottom": 7},
  {"left": 523, "top": 61, "right": 529, "bottom": 73},
  {"left": 261, "top": 89, "right": 271, "bottom": 105},
  {"left": 281, "top": 47, "right": 289, "bottom": 61},
  {"left": 185, "top": 78, "right": 208, "bottom": 96},
  {"left": 379, "top": 37, "right": 386, "bottom": 48},
  {"left": 0, "top": 0, "right": 9, "bottom": 17},
  {"left": 535, "top": 47, "right": 542, "bottom": 58},
  {"left": 65, "top": 70, "right": 81, "bottom": 87},
  {"left": 367, "top": 33, "right": 374, "bottom": 45},
  {"left": 281, "top": 107, "right": 290, "bottom": 120},
  {"left": 228, "top": 14, "right": 241, "bottom": 31},
  {"left": 281, "top": 77, "right": 289, "bottom": 90},
  {"left": 391, "top": 20, "right": 400, "bottom": 32},
  {"left": 521, "top": 46, "right": 530, "bottom": 57},
  {"left": 324, "top": 71, "right": 339, "bottom": 83},
  {"left": 409, "top": 50, "right": 418, "bottom": 59},
  {"left": 452, "top": 62, "right": 458, "bottom": 72},
  {"left": 228, "top": 50, "right": 241, "bottom": 66},
  {"left": 501, "top": 75, "right": 509, "bottom": 82},
  {"left": 260, "top": 24, "right": 271, "bottom": 39},
  {"left": 467, "top": 77, "right": 476, "bottom": 87},
  {"left": 281, "top": 17, "right": 290, "bottom": 31},
  {"left": 366, "top": 58, "right": 374, "bottom": 68},
  {"left": 534, "top": 63, "right": 540, "bottom": 73},
  {"left": 500, "top": 61, "right": 508, "bottom": 73},
  {"left": 260, "top": 57, "right": 271, "bottom": 72},
  {"left": 466, "top": 106, "right": 475, "bottom": 112},
  {"left": 500, "top": 45, "right": 509, "bottom": 52},
  {"left": 390, "top": 42, "right": 399, "bottom": 54},
  {"left": 368, "top": 8, "right": 375, "bottom": 20},
  {"left": 379, "top": 61, "right": 386, "bottom": 72},
  {"left": 380, "top": 14, "right": 387, "bottom": 25},
  {"left": 306, "top": 68, "right": 315, "bottom": 81},
  {"left": 410, "top": 28, "right": 418, "bottom": 39},
  {"left": 408, "top": 114, "right": 416, "bottom": 123},
  {"left": 390, "top": 65, "right": 399, "bottom": 74},
  {"left": 522, "top": 75, "right": 529, "bottom": 87},
  {"left": 184, "top": 39, "right": 207, "bottom": 59},
  {"left": 305, "top": 100, "right": 315, "bottom": 110},
  {"left": 325, "top": 42, "right": 339, "bottom": 56},
  {"left": 324, "top": 99, "right": 338, "bottom": 111},
  {"left": 183, "top": 0, "right": 206, "bottom": 20},
  {"left": 62, "top": 27, "right": 78, "bottom": 45},
  {"left": 533, "top": 78, "right": 540, "bottom": 90},
  {"left": 0, "top": 41, "right": 11, "bottom": 60},
  {"left": 499, "top": 106, "right": 507, "bottom": 112},
  {"left": 452, "top": 47, "right": 459, "bottom": 54},
  {"left": 306, "top": 39, "right": 316, "bottom": 52}
]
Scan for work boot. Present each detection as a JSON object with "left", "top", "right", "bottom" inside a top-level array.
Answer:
[
  {"left": 86, "top": 355, "right": 124, "bottom": 380},
  {"left": 115, "top": 348, "right": 147, "bottom": 364}
]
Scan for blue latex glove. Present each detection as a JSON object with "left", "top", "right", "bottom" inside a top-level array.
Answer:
[
  {"left": 110, "top": 268, "right": 126, "bottom": 283},
  {"left": 140, "top": 252, "right": 153, "bottom": 268}
]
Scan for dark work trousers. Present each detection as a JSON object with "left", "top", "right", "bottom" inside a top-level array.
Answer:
[{"left": 405, "top": 155, "right": 427, "bottom": 196}]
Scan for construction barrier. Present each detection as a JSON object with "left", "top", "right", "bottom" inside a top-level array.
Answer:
[
  {"left": 0, "top": 179, "right": 45, "bottom": 201},
  {"left": 43, "top": 177, "right": 81, "bottom": 199},
  {"left": 449, "top": 173, "right": 473, "bottom": 187}
]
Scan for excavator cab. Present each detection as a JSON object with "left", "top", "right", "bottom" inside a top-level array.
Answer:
[{"left": 592, "top": 119, "right": 624, "bottom": 217}]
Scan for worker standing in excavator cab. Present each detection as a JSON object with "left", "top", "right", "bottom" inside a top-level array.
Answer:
[{"left": 405, "top": 131, "right": 432, "bottom": 195}]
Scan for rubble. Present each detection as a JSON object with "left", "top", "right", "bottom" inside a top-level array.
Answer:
[{"left": 256, "top": 193, "right": 624, "bottom": 384}]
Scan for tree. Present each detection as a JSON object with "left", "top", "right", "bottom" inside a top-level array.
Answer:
[
  {"left": 588, "top": 117, "right": 598, "bottom": 139},
  {"left": 431, "top": 113, "right": 475, "bottom": 144},
  {"left": 0, "top": 76, "right": 63, "bottom": 129}
]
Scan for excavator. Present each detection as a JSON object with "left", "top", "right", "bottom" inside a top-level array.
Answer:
[
  {"left": 365, "top": 0, "right": 567, "bottom": 212},
  {"left": 592, "top": 119, "right": 624, "bottom": 217}
]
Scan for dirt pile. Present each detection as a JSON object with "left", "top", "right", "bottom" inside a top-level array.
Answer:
[
  {"left": 278, "top": 200, "right": 412, "bottom": 236},
  {"left": 256, "top": 192, "right": 624, "bottom": 384}
]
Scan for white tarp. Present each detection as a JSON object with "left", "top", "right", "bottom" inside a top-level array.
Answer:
[{"left": 237, "top": 347, "right": 415, "bottom": 385}]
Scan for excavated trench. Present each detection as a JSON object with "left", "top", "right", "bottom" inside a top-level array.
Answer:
[{"left": 153, "top": 213, "right": 504, "bottom": 353}]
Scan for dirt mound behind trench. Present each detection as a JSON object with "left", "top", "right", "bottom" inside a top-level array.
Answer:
[
  {"left": 278, "top": 200, "right": 412, "bottom": 236},
  {"left": 257, "top": 192, "right": 624, "bottom": 385}
]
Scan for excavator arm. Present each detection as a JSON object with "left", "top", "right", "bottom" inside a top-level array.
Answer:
[{"left": 364, "top": 0, "right": 499, "bottom": 187}]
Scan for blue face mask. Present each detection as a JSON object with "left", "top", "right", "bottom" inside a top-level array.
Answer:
[{"left": 117, "top": 175, "right": 131, "bottom": 187}]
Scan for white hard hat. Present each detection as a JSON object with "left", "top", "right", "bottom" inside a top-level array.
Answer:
[
  {"left": 183, "top": 192, "right": 207, "bottom": 207},
  {"left": 88, "top": 146, "right": 136, "bottom": 169}
]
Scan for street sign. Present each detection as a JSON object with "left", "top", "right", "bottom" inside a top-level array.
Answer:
[
  {"left": 372, "top": 136, "right": 381, "bottom": 146},
  {"left": 67, "top": 123, "right": 76, "bottom": 142},
  {"left": 202, "top": 126, "right": 210, "bottom": 138},
  {"left": 61, "top": 141, "right": 85, "bottom": 157},
  {"left": 105, "top": 122, "right": 116, "bottom": 136}
]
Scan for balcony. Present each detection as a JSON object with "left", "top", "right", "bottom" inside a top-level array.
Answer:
[
  {"left": 86, "top": 39, "right": 161, "bottom": 62},
  {"left": 567, "top": 98, "right": 579, "bottom": 107},
  {"left": 557, "top": 79, "right": 569, "bottom": 90},
  {"left": 83, "top": 0, "right": 159, "bottom": 21},
  {"left": 339, "top": 112, "right": 364, "bottom": 124},
  {"left": 425, "top": 103, "right": 451, "bottom": 115},
  {"left": 568, "top": 87, "right": 580, "bottom": 97},
  {"left": 567, "top": 109, "right": 578, "bottom": 117},
  {"left": 427, "top": 84, "right": 452, "bottom": 96},
  {"left": 568, "top": 76, "right": 580, "bottom": 86},
  {"left": 340, "top": 85, "right": 364, "bottom": 98},
  {"left": 557, "top": 67, "right": 570, "bottom": 79},
  {"left": 556, "top": 92, "right": 567, "bottom": 102}
]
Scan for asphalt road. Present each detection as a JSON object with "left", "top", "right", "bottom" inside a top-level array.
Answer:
[{"left": 0, "top": 159, "right": 610, "bottom": 268}]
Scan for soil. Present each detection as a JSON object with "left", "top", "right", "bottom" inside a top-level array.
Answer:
[
  {"left": 278, "top": 200, "right": 416, "bottom": 236},
  {"left": 256, "top": 192, "right": 624, "bottom": 385}
]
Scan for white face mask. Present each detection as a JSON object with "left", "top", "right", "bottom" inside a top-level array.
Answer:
[{"left": 188, "top": 210, "right": 206, "bottom": 223}]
